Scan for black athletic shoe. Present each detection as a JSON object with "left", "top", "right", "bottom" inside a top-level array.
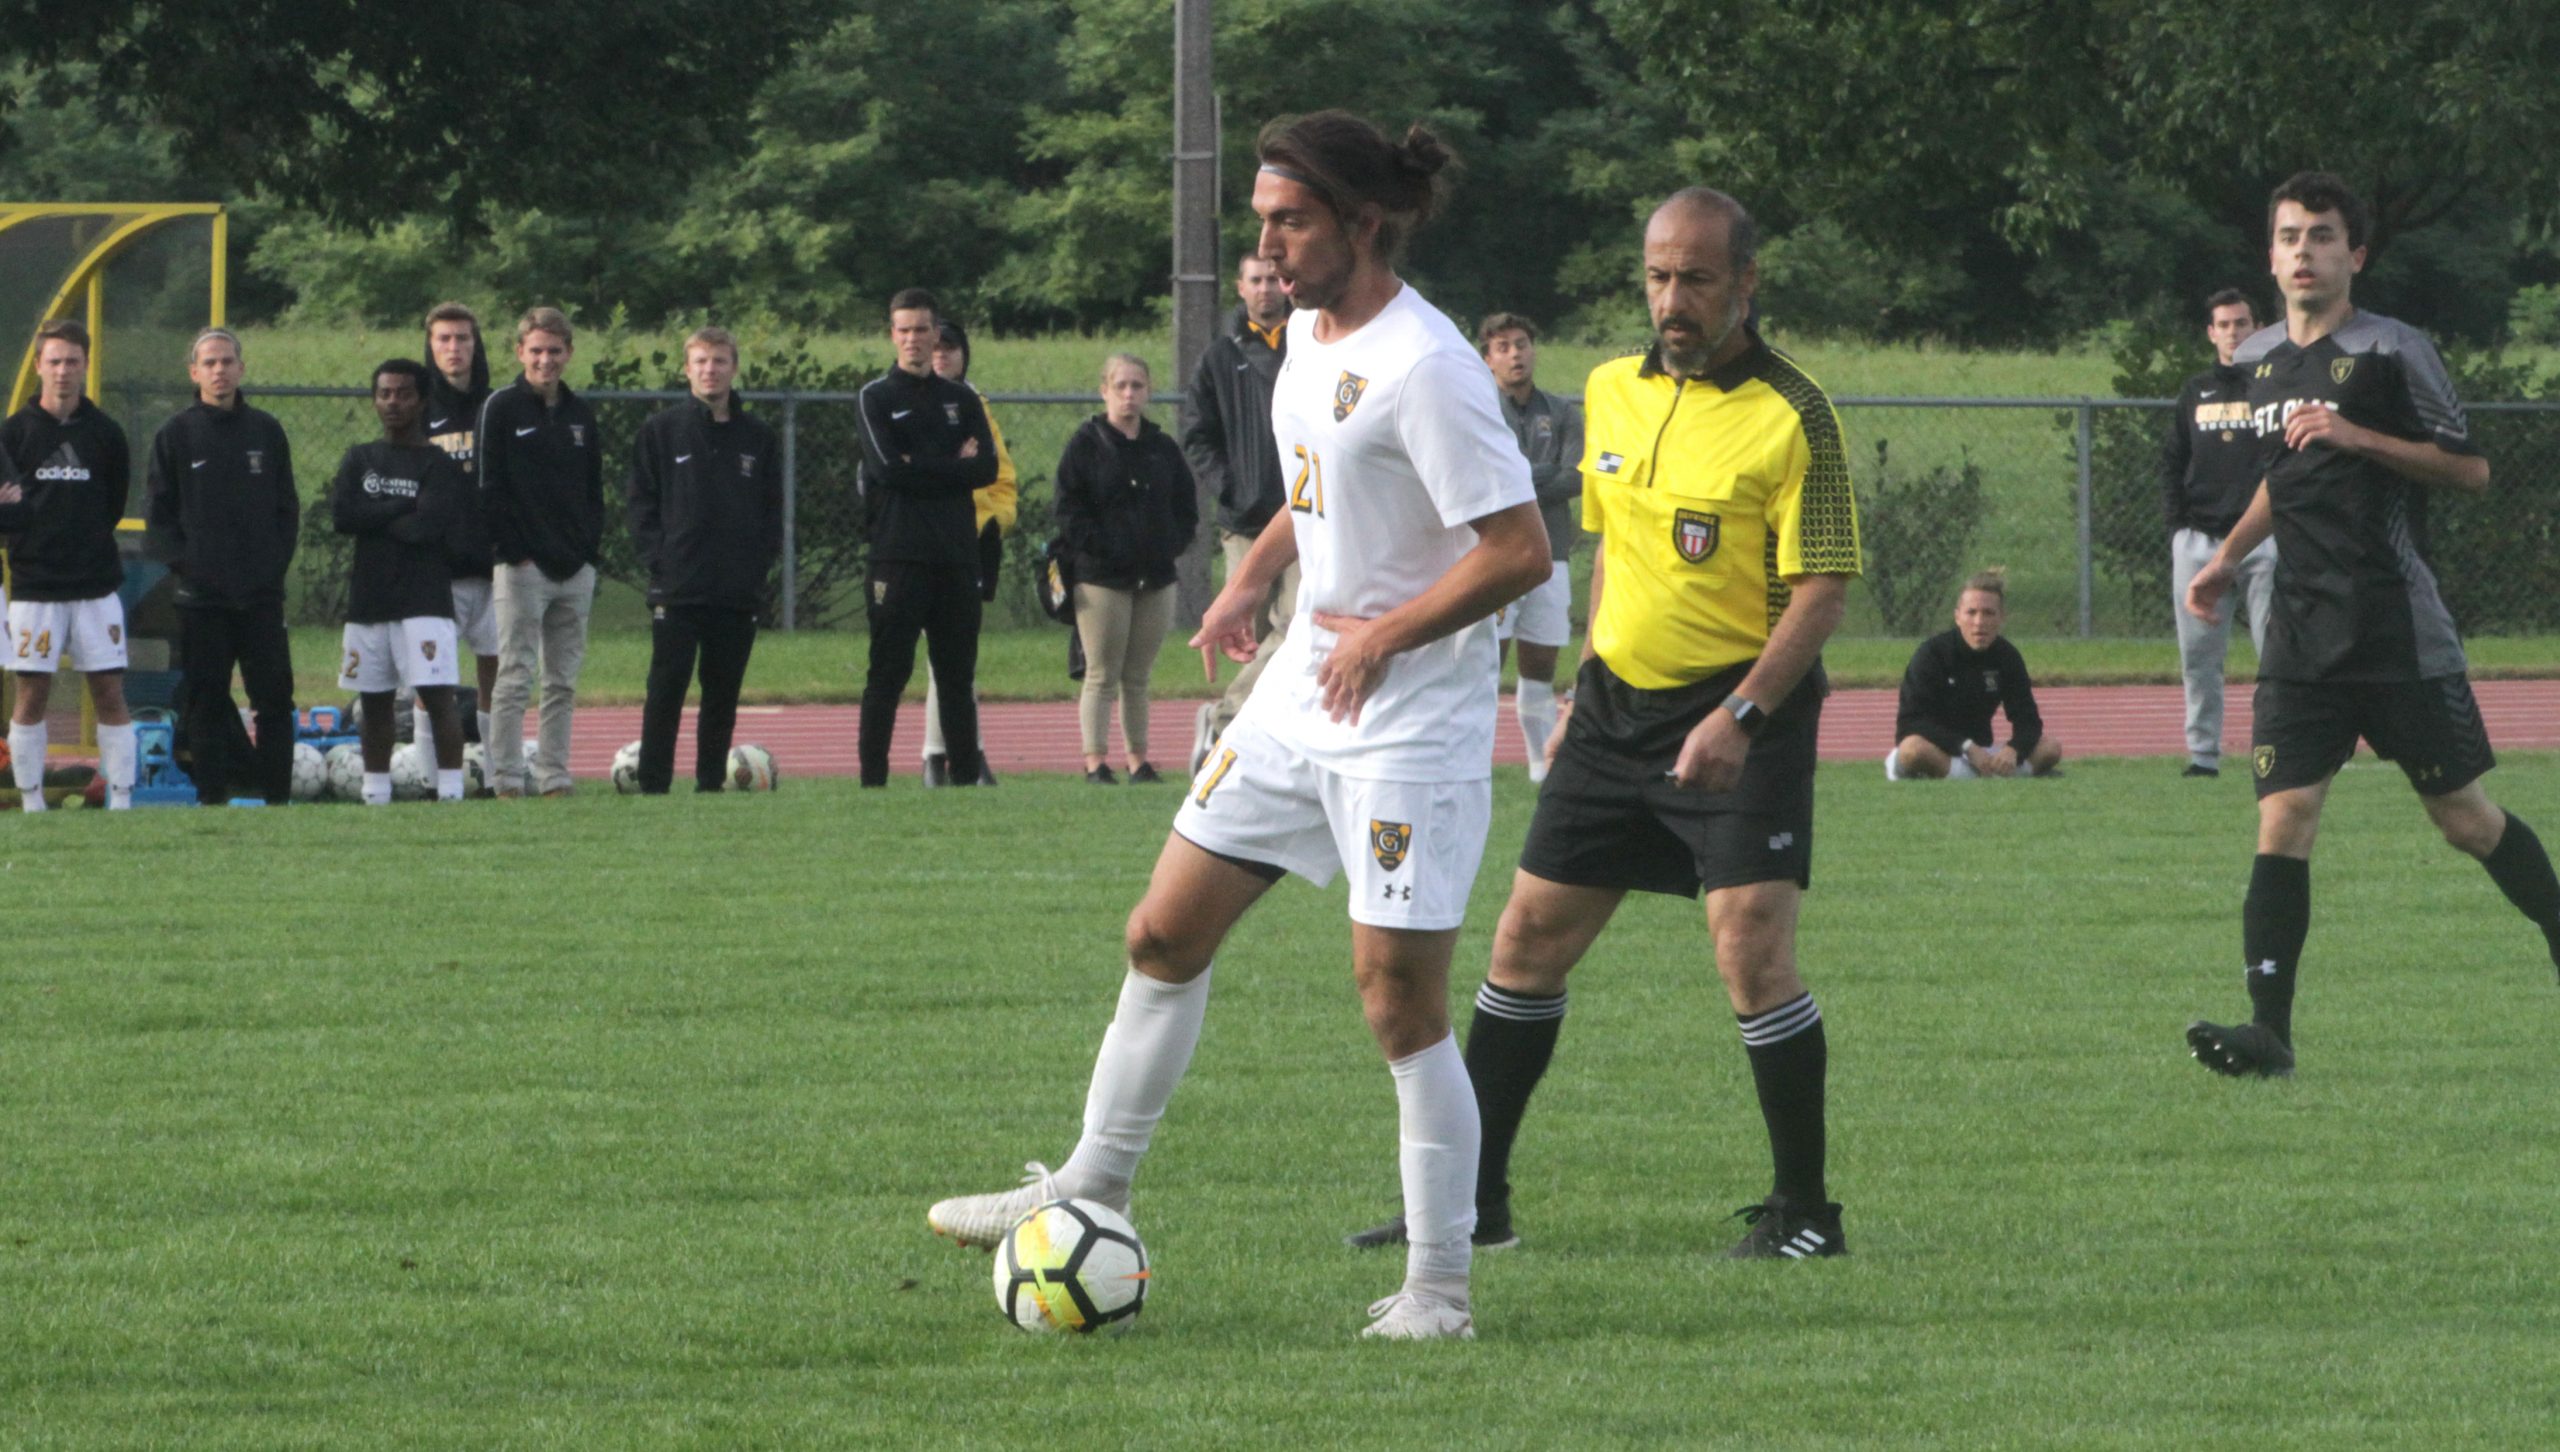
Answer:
[
  {"left": 1128, "top": 763, "right": 1164, "bottom": 784},
  {"left": 1085, "top": 765, "right": 1119, "bottom": 785},
  {"left": 976, "top": 759, "right": 998, "bottom": 787},
  {"left": 1725, "top": 1195, "right": 1846, "bottom": 1259},
  {"left": 2183, "top": 763, "right": 2220, "bottom": 778},
  {"left": 1344, "top": 1198, "right": 1519, "bottom": 1251},
  {"left": 923, "top": 753, "right": 950, "bottom": 787},
  {"left": 2185, "top": 1019, "right": 2295, "bottom": 1078}
]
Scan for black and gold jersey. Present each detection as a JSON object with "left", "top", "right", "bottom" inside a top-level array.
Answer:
[
  {"left": 2234, "top": 312, "right": 2475, "bottom": 683},
  {"left": 1579, "top": 336, "right": 1861, "bottom": 689}
]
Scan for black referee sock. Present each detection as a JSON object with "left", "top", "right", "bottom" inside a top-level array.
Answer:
[
  {"left": 1738, "top": 992, "right": 1827, "bottom": 1207},
  {"left": 2242, "top": 854, "right": 2312, "bottom": 1046},
  {"left": 2479, "top": 813, "right": 2560, "bottom": 971},
  {"left": 1463, "top": 983, "right": 1567, "bottom": 1206}
]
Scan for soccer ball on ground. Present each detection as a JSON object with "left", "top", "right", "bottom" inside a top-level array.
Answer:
[
  {"left": 323, "top": 743, "right": 365, "bottom": 802},
  {"left": 726, "top": 743, "right": 777, "bottom": 792},
  {"left": 389, "top": 743, "right": 433, "bottom": 801},
  {"left": 611, "top": 740, "right": 645, "bottom": 794},
  {"left": 289, "top": 742, "right": 327, "bottom": 802},
  {"left": 994, "top": 1198, "right": 1149, "bottom": 1334},
  {"left": 460, "top": 743, "right": 489, "bottom": 798}
]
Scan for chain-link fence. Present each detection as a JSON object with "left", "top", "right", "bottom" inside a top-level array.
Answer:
[{"left": 108, "top": 386, "right": 2560, "bottom": 638}]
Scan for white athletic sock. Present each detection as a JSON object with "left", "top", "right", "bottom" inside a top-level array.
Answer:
[
  {"left": 413, "top": 706, "right": 435, "bottom": 755},
  {"left": 10, "top": 721, "right": 48, "bottom": 810},
  {"left": 1055, "top": 965, "right": 1213, "bottom": 1206},
  {"left": 1516, "top": 680, "right": 1558, "bottom": 784},
  {"left": 1948, "top": 743, "right": 1981, "bottom": 781},
  {"left": 1391, "top": 1032, "right": 1478, "bottom": 1302},
  {"left": 362, "top": 771, "right": 392, "bottom": 806},
  {"left": 96, "top": 722, "right": 137, "bottom": 809},
  {"left": 436, "top": 768, "right": 464, "bottom": 801}
]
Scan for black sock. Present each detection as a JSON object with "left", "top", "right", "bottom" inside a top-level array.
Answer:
[
  {"left": 1463, "top": 983, "right": 1566, "bottom": 1207},
  {"left": 2480, "top": 813, "right": 2560, "bottom": 970},
  {"left": 1739, "top": 992, "right": 1827, "bottom": 1207},
  {"left": 2242, "top": 853, "right": 2312, "bottom": 1045}
]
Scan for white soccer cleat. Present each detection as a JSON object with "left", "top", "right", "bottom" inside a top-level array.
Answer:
[
  {"left": 928, "top": 1162, "right": 1065, "bottom": 1250},
  {"left": 1361, "top": 1289, "right": 1475, "bottom": 1341}
]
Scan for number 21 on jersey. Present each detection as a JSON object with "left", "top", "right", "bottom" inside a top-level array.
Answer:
[{"left": 1289, "top": 445, "right": 1325, "bottom": 518}]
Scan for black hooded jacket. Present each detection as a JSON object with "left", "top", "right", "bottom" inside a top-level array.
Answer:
[
  {"left": 1178, "top": 305, "right": 1288, "bottom": 535},
  {"left": 1053, "top": 415, "right": 1198, "bottom": 592},
  {"left": 0, "top": 397, "right": 130, "bottom": 601},
  {"left": 423, "top": 331, "right": 494, "bottom": 580}
]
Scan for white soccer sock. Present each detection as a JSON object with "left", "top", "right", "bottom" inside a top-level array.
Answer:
[
  {"left": 413, "top": 706, "right": 435, "bottom": 756},
  {"left": 10, "top": 722, "right": 48, "bottom": 810},
  {"left": 362, "top": 771, "right": 392, "bottom": 806},
  {"left": 436, "top": 768, "right": 464, "bottom": 801},
  {"left": 1055, "top": 965, "right": 1213, "bottom": 1206},
  {"left": 1516, "top": 680, "right": 1558, "bottom": 784},
  {"left": 1391, "top": 1032, "right": 1478, "bottom": 1302},
  {"left": 96, "top": 722, "right": 137, "bottom": 809}
]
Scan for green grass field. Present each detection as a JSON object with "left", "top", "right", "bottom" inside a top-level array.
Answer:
[{"left": 5, "top": 757, "right": 2557, "bottom": 1447}]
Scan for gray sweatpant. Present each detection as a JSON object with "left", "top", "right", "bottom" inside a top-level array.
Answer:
[
  {"left": 2169, "top": 528, "right": 2276, "bottom": 768},
  {"left": 489, "top": 561, "right": 595, "bottom": 794}
]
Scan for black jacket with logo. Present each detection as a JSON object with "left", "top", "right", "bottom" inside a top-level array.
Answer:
[
  {"left": 1179, "top": 305, "right": 1288, "bottom": 535},
  {"left": 854, "top": 366, "right": 997, "bottom": 566},
  {"left": 332, "top": 440, "right": 462, "bottom": 624},
  {"left": 478, "top": 377, "right": 604, "bottom": 581},
  {"left": 425, "top": 368, "right": 493, "bottom": 580},
  {"left": 1, "top": 398, "right": 130, "bottom": 601},
  {"left": 1895, "top": 629, "right": 2044, "bottom": 756},
  {"left": 627, "top": 396, "right": 784, "bottom": 613},
  {"left": 144, "top": 397, "right": 299, "bottom": 609},
  {"left": 1054, "top": 415, "right": 1199, "bottom": 592},
  {"left": 2158, "top": 362, "right": 2262, "bottom": 537}
]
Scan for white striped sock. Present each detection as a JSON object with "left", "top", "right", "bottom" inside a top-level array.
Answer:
[
  {"left": 1473, "top": 982, "right": 1567, "bottom": 1023},
  {"left": 1737, "top": 991, "right": 1821, "bottom": 1047}
]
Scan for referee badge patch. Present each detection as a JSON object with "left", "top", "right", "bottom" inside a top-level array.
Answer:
[
  {"left": 2253, "top": 744, "right": 2275, "bottom": 779},
  {"left": 1672, "top": 509, "right": 1720, "bottom": 564},
  {"left": 1369, "top": 819, "right": 1411, "bottom": 873},
  {"left": 1595, "top": 452, "right": 1623, "bottom": 473},
  {"left": 1333, "top": 371, "right": 1370, "bottom": 422}
]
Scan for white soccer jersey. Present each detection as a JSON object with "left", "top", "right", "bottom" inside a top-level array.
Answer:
[{"left": 1243, "top": 285, "right": 1535, "bottom": 782}]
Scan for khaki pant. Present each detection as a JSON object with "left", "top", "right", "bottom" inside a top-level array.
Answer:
[
  {"left": 1074, "top": 583, "right": 1177, "bottom": 761},
  {"left": 1210, "top": 528, "right": 1300, "bottom": 737},
  {"left": 489, "top": 561, "right": 595, "bottom": 794}
]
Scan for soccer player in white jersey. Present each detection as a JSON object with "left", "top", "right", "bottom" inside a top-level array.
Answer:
[{"left": 928, "top": 111, "right": 1552, "bottom": 1340}]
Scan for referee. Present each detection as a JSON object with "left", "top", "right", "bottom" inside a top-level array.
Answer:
[{"left": 1349, "top": 188, "right": 1862, "bottom": 1258}]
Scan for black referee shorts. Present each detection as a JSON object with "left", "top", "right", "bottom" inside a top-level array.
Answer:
[
  {"left": 2251, "top": 674, "right": 2495, "bottom": 799},
  {"left": 1518, "top": 656, "right": 1822, "bottom": 898}
]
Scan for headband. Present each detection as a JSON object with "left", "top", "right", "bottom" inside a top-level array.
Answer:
[{"left": 1258, "top": 163, "right": 1315, "bottom": 187}]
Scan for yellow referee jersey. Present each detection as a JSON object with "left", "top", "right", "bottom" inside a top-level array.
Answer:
[{"left": 1580, "top": 339, "right": 1861, "bottom": 689}]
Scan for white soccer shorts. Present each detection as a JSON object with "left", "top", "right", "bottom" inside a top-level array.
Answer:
[
  {"left": 1173, "top": 712, "right": 1491, "bottom": 931},
  {"left": 450, "top": 577, "right": 500, "bottom": 656},
  {"left": 339, "top": 616, "right": 462, "bottom": 693},
  {"left": 7, "top": 594, "right": 128, "bottom": 674},
  {"left": 1491, "top": 560, "right": 1571, "bottom": 647}
]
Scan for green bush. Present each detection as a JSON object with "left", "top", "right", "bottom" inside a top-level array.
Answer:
[{"left": 1858, "top": 438, "right": 1983, "bottom": 633}]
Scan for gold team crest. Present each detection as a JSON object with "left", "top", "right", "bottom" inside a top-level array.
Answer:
[
  {"left": 2253, "top": 745, "right": 2276, "bottom": 779},
  {"left": 2331, "top": 358, "right": 2357, "bottom": 385},
  {"left": 421, "top": 640, "right": 438, "bottom": 662},
  {"left": 1672, "top": 508, "right": 1720, "bottom": 564},
  {"left": 1369, "top": 819, "right": 1411, "bottom": 873},
  {"left": 1333, "top": 371, "right": 1370, "bottom": 422}
]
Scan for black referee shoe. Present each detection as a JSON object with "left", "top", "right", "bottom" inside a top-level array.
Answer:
[
  {"left": 2182, "top": 763, "right": 2220, "bottom": 778},
  {"left": 2186, "top": 1019, "right": 2295, "bottom": 1078},
  {"left": 1726, "top": 1195, "right": 1846, "bottom": 1259},
  {"left": 1344, "top": 1197, "right": 1518, "bottom": 1251}
]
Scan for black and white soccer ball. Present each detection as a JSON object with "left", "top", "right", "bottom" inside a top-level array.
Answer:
[
  {"left": 994, "top": 1198, "right": 1149, "bottom": 1334},
  {"left": 610, "top": 741, "right": 645, "bottom": 795},
  {"left": 725, "top": 743, "right": 776, "bottom": 792}
]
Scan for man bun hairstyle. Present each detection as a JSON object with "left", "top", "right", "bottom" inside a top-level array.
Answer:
[
  {"left": 1256, "top": 110, "right": 1459, "bottom": 264},
  {"left": 2268, "top": 171, "right": 2369, "bottom": 252},
  {"left": 373, "top": 358, "right": 432, "bottom": 394},
  {"left": 1961, "top": 566, "right": 2009, "bottom": 600}
]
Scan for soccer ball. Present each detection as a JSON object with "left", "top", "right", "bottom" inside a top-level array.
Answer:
[
  {"left": 460, "top": 743, "right": 489, "bottom": 798},
  {"left": 389, "top": 743, "right": 433, "bottom": 801},
  {"left": 323, "top": 743, "right": 365, "bottom": 802},
  {"left": 289, "top": 742, "right": 327, "bottom": 802},
  {"left": 726, "top": 743, "right": 777, "bottom": 792},
  {"left": 993, "top": 1198, "right": 1149, "bottom": 1335},
  {"left": 611, "top": 740, "right": 645, "bottom": 794}
]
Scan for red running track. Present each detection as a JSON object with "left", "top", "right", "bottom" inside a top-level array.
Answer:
[{"left": 544, "top": 680, "right": 2560, "bottom": 781}]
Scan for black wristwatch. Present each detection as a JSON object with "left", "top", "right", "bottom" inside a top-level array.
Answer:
[{"left": 1722, "top": 695, "right": 1767, "bottom": 737}]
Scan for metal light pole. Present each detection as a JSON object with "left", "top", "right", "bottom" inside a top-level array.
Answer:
[{"left": 1169, "top": 0, "right": 1220, "bottom": 627}]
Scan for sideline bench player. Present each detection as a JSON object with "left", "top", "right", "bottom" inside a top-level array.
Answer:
[
  {"left": 927, "top": 110, "right": 1550, "bottom": 1340},
  {"left": 332, "top": 360, "right": 467, "bottom": 803},
  {"left": 2184, "top": 172, "right": 2560, "bottom": 1078}
]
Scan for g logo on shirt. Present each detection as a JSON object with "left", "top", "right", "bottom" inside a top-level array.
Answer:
[
  {"left": 1672, "top": 509, "right": 1719, "bottom": 564},
  {"left": 1333, "top": 371, "right": 1370, "bottom": 422},
  {"left": 1369, "top": 819, "right": 1411, "bottom": 873}
]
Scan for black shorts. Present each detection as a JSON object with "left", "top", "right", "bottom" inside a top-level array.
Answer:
[
  {"left": 2251, "top": 674, "right": 2495, "bottom": 798},
  {"left": 1518, "top": 656, "right": 1821, "bottom": 898}
]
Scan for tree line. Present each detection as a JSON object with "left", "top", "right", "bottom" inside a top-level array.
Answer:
[{"left": 6, "top": 0, "right": 2558, "bottom": 349}]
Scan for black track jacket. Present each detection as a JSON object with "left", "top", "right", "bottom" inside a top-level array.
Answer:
[
  {"left": 144, "top": 397, "right": 299, "bottom": 609},
  {"left": 1179, "top": 306, "right": 1288, "bottom": 535},
  {"left": 854, "top": 366, "right": 997, "bottom": 567},
  {"left": 479, "top": 376, "right": 604, "bottom": 581},
  {"left": 627, "top": 395, "right": 784, "bottom": 613}
]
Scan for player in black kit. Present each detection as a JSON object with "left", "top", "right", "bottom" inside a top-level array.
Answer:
[
  {"left": 2184, "top": 173, "right": 2560, "bottom": 1078},
  {"left": 1887, "top": 569, "right": 2061, "bottom": 780},
  {"left": 331, "top": 360, "right": 467, "bottom": 803}
]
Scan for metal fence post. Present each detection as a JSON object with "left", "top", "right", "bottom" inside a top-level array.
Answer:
[
  {"left": 2074, "top": 401, "right": 2094, "bottom": 638},
  {"left": 780, "top": 393, "right": 799, "bottom": 632}
]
